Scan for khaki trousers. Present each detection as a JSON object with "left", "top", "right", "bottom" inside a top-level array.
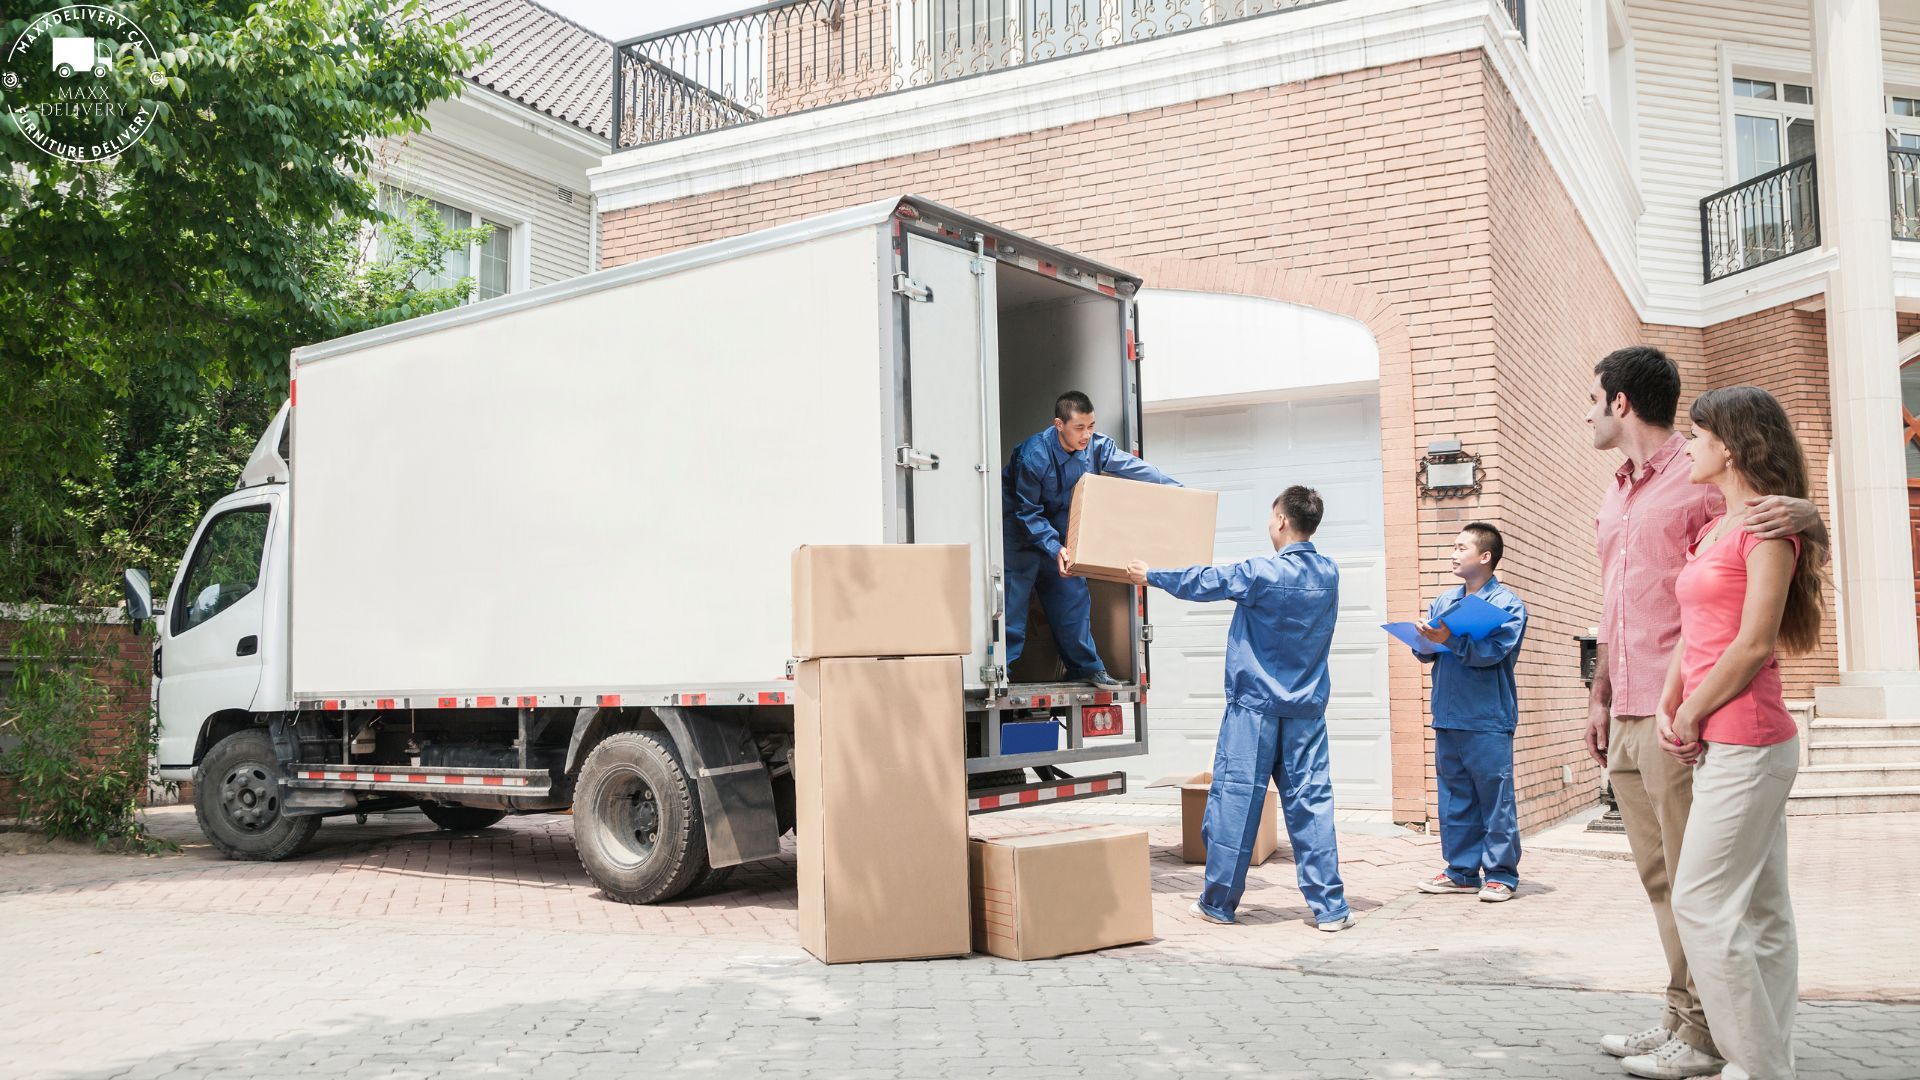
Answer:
[
  {"left": 1608, "top": 715, "right": 1717, "bottom": 1055},
  {"left": 1672, "top": 739, "right": 1800, "bottom": 1080}
]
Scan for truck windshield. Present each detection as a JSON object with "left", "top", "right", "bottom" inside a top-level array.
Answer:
[{"left": 172, "top": 507, "right": 270, "bottom": 636}]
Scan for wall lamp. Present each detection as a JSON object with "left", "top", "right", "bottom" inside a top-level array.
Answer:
[{"left": 1418, "top": 438, "right": 1482, "bottom": 499}]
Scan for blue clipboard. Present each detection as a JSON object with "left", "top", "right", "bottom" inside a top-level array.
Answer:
[
  {"left": 1430, "top": 593, "right": 1512, "bottom": 640},
  {"left": 1382, "top": 621, "right": 1448, "bottom": 655}
]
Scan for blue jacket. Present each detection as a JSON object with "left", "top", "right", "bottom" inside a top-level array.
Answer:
[
  {"left": 1002, "top": 428, "right": 1178, "bottom": 558},
  {"left": 1147, "top": 543, "right": 1340, "bottom": 718},
  {"left": 1419, "top": 576, "right": 1529, "bottom": 733}
]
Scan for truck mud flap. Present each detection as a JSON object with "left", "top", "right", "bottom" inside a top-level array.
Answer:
[{"left": 654, "top": 706, "right": 781, "bottom": 869}]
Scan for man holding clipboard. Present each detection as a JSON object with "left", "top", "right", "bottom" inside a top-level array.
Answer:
[{"left": 1386, "top": 523, "right": 1529, "bottom": 903}]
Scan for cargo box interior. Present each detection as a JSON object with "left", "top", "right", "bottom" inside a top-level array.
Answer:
[{"left": 992, "top": 261, "right": 1136, "bottom": 686}]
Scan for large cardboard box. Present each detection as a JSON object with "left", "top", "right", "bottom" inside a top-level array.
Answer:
[
  {"left": 791, "top": 544, "right": 970, "bottom": 659},
  {"left": 795, "top": 656, "right": 970, "bottom": 964},
  {"left": 1064, "top": 475, "right": 1219, "bottom": 583},
  {"left": 1145, "top": 772, "right": 1279, "bottom": 866},
  {"left": 968, "top": 826, "right": 1155, "bottom": 961}
]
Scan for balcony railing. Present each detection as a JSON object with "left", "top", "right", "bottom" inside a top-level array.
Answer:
[
  {"left": 611, "top": 0, "right": 1535, "bottom": 150},
  {"left": 1701, "top": 157, "right": 1820, "bottom": 283},
  {"left": 1893, "top": 148, "right": 1920, "bottom": 242}
]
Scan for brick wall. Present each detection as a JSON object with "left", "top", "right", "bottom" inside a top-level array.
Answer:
[
  {"left": 600, "top": 51, "right": 1632, "bottom": 831},
  {"left": 0, "top": 615, "right": 164, "bottom": 817}
]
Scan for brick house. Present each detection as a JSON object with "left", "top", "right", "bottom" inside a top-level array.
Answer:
[{"left": 590, "top": 0, "right": 1920, "bottom": 830}]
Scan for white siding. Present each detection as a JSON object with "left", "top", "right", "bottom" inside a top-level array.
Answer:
[
  {"left": 373, "top": 128, "right": 594, "bottom": 290},
  {"left": 1629, "top": 0, "right": 1920, "bottom": 302}
]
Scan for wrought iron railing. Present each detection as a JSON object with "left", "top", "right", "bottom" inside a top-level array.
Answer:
[
  {"left": 1893, "top": 148, "right": 1920, "bottom": 242},
  {"left": 611, "top": 0, "right": 1347, "bottom": 150},
  {"left": 1700, "top": 157, "right": 1820, "bottom": 282}
]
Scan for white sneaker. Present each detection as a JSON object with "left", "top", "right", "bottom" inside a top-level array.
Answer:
[
  {"left": 1601, "top": 1025, "right": 1672, "bottom": 1058},
  {"left": 1188, "top": 900, "right": 1233, "bottom": 925},
  {"left": 1620, "top": 1037, "right": 1726, "bottom": 1079},
  {"left": 1315, "top": 915, "right": 1351, "bottom": 933}
]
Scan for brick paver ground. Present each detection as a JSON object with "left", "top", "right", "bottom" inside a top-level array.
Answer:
[{"left": 3, "top": 805, "right": 1916, "bottom": 1077}]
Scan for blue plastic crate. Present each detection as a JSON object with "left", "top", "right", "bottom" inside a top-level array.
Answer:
[{"left": 1001, "top": 719, "right": 1061, "bottom": 755}]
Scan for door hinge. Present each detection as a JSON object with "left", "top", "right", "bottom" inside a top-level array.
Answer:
[
  {"left": 895, "top": 445, "right": 940, "bottom": 471},
  {"left": 980, "top": 664, "right": 1005, "bottom": 684},
  {"left": 893, "top": 273, "right": 932, "bottom": 302},
  {"left": 1140, "top": 624, "right": 1154, "bottom": 643},
  {"left": 1134, "top": 339, "right": 1146, "bottom": 362},
  {"left": 969, "top": 257, "right": 989, "bottom": 276}
]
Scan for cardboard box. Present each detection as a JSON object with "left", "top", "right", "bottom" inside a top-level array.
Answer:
[
  {"left": 791, "top": 544, "right": 970, "bottom": 659},
  {"left": 795, "top": 656, "right": 970, "bottom": 964},
  {"left": 1145, "top": 772, "right": 1279, "bottom": 866},
  {"left": 1064, "top": 475, "right": 1218, "bottom": 583},
  {"left": 968, "top": 826, "right": 1154, "bottom": 961}
]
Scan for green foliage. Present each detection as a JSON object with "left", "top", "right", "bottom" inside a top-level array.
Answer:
[{"left": 1, "top": 605, "right": 173, "bottom": 851}]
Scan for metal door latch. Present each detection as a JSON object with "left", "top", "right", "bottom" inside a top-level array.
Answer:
[
  {"left": 893, "top": 273, "right": 932, "bottom": 302},
  {"left": 895, "top": 445, "right": 940, "bottom": 471},
  {"left": 1140, "top": 624, "right": 1154, "bottom": 643},
  {"left": 980, "top": 664, "right": 1005, "bottom": 684}
]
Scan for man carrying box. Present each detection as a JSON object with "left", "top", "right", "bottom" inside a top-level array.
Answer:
[
  {"left": 1004, "top": 390, "right": 1180, "bottom": 688},
  {"left": 1126, "top": 486, "right": 1351, "bottom": 931},
  {"left": 1409, "top": 522, "right": 1530, "bottom": 904}
]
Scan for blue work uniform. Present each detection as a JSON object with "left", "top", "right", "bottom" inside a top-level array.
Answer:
[
  {"left": 1002, "top": 427, "right": 1177, "bottom": 676},
  {"left": 1147, "top": 543, "right": 1349, "bottom": 926},
  {"left": 1416, "top": 575, "right": 1529, "bottom": 889}
]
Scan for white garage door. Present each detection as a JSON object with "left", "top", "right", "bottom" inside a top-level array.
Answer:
[{"left": 1132, "top": 394, "right": 1391, "bottom": 809}]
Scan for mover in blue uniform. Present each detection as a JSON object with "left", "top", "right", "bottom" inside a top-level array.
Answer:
[
  {"left": 1128, "top": 486, "right": 1352, "bottom": 931},
  {"left": 1003, "top": 390, "right": 1179, "bottom": 688},
  {"left": 1410, "top": 522, "right": 1530, "bottom": 903}
]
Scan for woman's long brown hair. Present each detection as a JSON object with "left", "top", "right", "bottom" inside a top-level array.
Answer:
[{"left": 1689, "top": 385, "right": 1828, "bottom": 655}]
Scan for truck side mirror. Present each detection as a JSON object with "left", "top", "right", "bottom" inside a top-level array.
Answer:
[{"left": 123, "top": 568, "right": 154, "bottom": 627}]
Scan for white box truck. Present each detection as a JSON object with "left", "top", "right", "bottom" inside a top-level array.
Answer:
[{"left": 126, "top": 196, "right": 1158, "bottom": 903}]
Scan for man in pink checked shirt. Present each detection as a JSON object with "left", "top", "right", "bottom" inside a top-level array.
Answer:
[{"left": 1582, "top": 346, "right": 1826, "bottom": 1080}]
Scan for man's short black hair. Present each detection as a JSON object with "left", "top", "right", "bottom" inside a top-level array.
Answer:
[
  {"left": 1272, "top": 486, "right": 1324, "bottom": 537},
  {"left": 1462, "top": 522, "right": 1504, "bottom": 570},
  {"left": 1054, "top": 391, "right": 1095, "bottom": 422},
  {"left": 1594, "top": 346, "right": 1681, "bottom": 428}
]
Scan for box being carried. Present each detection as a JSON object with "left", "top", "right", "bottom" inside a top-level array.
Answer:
[
  {"left": 968, "top": 825, "right": 1154, "bottom": 960},
  {"left": 791, "top": 544, "right": 971, "bottom": 659},
  {"left": 1146, "top": 772, "right": 1280, "bottom": 866},
  {"left": 1064, "top": 475, "right": 1218, "bottom": 583}
]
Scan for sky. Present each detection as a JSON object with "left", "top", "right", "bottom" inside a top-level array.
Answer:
[{"left": 537, "top": 0, "right": 746, "bottom": 41}]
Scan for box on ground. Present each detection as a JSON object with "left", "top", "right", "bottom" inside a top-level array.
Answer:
[
  {"left": 791, "top": 544, "right": 970, "bottom": 659},
  {"left": 1146, "top": 772, "right": 1279, "bottom": 866},
  {"left": 968, "top": 825, "right": 1154, "bottom": 961},
  {"left": 795, "top": 656, "right": 970, "bottom": 964},
  {"left": 1064, "top": 475, "right": 1218, "bottom": 583}
]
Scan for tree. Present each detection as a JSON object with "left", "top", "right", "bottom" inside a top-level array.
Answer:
[{"left": 0, "top": 0, "right": 485, "bottom": 599}]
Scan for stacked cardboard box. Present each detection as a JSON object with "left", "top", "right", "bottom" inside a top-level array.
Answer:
[
  {"left": 791, "top": 544, "right": 972, "bottom": 965},
  {"left": 968, "top": 826, "right": 1155, "bottom": 960},
  {"left": 1065, "top": 474, "right": 1219, "bottom": 582}
]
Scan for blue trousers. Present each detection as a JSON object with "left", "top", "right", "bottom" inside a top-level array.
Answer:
[
  {"left": 1198, "top": 705, "right": 1349, "bottom": 925},
  {"left": 1003, "top": 546, "right": 1104, "bottom": 675},
  {"left": 1434, "top": 727, "right": 1521, "bottom": 888}
]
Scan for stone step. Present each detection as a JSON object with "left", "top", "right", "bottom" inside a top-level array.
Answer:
[
  {"left": 1786, "top": 786, "right": 1920, "bottom": 815},
  {"left": 1807, "top": 739, "right": 1920, "bottom": 765},
  {"left": 1793, "top": 762, "right": 1920, "bottom": 790},
  {"left": 1807, "top": 717, "right": 1920, "bottom": 744}
]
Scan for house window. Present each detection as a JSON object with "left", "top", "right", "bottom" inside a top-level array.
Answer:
[
  {"left": 377, "top": 185, "right": 515, "bottom": 302},
  {"left": 1731, "top": 75, "right": 1815, "bottom": 181},
  {"left": 1589, "top": 0, "right": 1632, "bottom": 156}
]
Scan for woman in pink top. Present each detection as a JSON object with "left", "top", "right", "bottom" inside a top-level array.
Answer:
[{"left": 1658, "top": 385, "right": 1827, "bottom": 1080}]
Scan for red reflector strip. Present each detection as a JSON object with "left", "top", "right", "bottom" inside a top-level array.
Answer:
[
  {"left": 676, "top": 693, "right": 708, "bottom": 706},
  {"left": 1094, "top": 692, "right": 1112, "bottom": 705},
  {"left": 757, "top": 691, "right": 787, "bottom": 705},
  {"left": 437, "top": 697, "right": 458, "bottom": 709},
  {"left": 597, "top": 694, "right": 622, "bottom": 707},
  {"left": 289, "top": 378, "right": 297, "bottom": 406},
  {"left": 1032, "top": 695, "right": 1051, "bottom": 707},
  {"left": 477, "top": 695, "right": 497, "bottom": 708},
  {"left": 376, "top": 698, "right": 396, "bottom": 710},
  {"left": 517, "top": 695, "right": 537, "bottom": 707},
  {"left": 1097, "top": 283, "right": 1117, "bottom": 297},
  {"left": 975, "top": 795, "right": 1000, "bottom": 810},
  {"left": 322, "top": 699, "right": 340, "bottom": 711},
  {"left": 1037, "top": 260, "right": 1058, "bottom": 277},
  {"left": 1126, "top": 331, "right": 1136, "bottom": 361}
]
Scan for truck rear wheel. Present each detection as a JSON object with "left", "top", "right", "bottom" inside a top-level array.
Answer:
[
  {"left": 419, "top": 804, "right": 508, "bottom": 832},
  {"left": 195, "top": 730, "right": 319, "bottom": 861},
  {"left": 573, "top": 730, "right": 715, "bottom": 904}
]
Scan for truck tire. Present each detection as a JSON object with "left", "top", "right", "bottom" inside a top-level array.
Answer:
[
  {"left": 573, "top": 730, "right": 714, "bottom": 904},
  {"left": 419, "top": 804, "right": 507, "bottom": 832},
  {"left": 195, "top": 729, "right": 320, "bottom": 861}
]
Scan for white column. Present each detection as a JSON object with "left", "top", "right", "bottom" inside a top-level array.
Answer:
[{"left": 1812, "top": 0, "right": 1920, "bottom": 717}]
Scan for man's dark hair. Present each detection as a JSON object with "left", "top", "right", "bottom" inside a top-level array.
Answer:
[
  {"left": 1462, "top": 522, "right": 1504, "bottom": 570},
  {"left": 1054, "top": 391, "right": 1095, "bottom": 422},
  {"left": 1594, "top": 346, "right": 1681, "bottom": 428},
  {"left": 1272, "top": 486, "right": 1324, "bottom": 537}
]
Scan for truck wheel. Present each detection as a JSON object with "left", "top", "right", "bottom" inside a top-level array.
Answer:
[
  {"left": 194, "top": 730, "right": 319, "bottom": 861},
  {"left": 419, "top": 804, "right": 507, "bottom": 832},
  {"left": 573, "top": 730, "right": 714, "bottom": 904}
]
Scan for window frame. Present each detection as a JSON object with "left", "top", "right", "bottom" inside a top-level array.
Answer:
[
  {"left": 169, "top": 505, "right": 273, "bottom": 638},
  {"left": 1725, "top": 70, "right": 1817, "bottom": 183},
  {"left": 370, "top": 175, "right": 533, "bottom": 303}
]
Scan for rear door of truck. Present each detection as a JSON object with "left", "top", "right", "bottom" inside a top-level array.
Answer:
[{"left": 898, "top": 230, "right": 1005, "bottom": 691}]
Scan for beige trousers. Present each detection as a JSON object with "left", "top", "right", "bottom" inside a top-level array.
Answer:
[
  {"left": 1672, "top": 739, "right": 1800, "bottom": 1080},
  {"left": 1608, "top": 715, "right": 1716, "bottom": 1054}
]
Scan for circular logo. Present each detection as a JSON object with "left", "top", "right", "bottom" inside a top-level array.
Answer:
[{"left": 3, "top": 5, "right": 165, "bottom": 161}]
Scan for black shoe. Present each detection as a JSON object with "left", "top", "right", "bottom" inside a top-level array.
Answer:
[{"left": 1083, "top": 671, "right": 1122, "bottom": 689}]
